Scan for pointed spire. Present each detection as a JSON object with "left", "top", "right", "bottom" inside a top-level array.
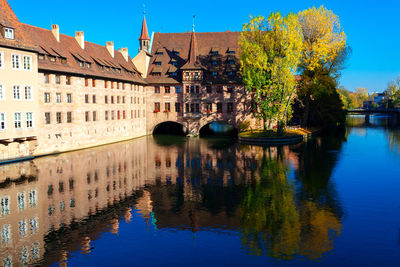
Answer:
[
  {"left": 139, "top": 15, "right": 150, "bottom": 41},
  {"left": 181, "top": 22, "right": 204, "bottom": 70}
]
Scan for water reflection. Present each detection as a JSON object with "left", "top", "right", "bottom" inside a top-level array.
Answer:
[{"left": 0, "top": 131, "right": 347, "bottom": 265}]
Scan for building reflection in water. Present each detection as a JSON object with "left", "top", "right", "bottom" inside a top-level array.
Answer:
[{"left": 0, "top": 130, "right": 346, "bottom": 265}]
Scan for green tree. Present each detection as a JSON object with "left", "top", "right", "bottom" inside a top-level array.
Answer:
[
  {"left": 239, "top": 13, "right": 303, "bottom": 133},
  {"left": 296, "top": 6, "right": 350, "bottom": 126},
  {"left": 386, "top": 77, "right": 400, "bottom": 108}
]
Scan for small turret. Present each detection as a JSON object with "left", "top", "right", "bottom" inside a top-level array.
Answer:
[{"left": 139, "top": 14, "right": 150, "bottom": 52}]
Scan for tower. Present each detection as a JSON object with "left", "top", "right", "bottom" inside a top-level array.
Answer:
[{"left": 139, "top": 13, "right": 150, "bottom": 52}]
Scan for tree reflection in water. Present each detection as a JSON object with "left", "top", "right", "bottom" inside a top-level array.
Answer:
[{"left": 240, "top": 128, "right": 345, "bottom": 260}]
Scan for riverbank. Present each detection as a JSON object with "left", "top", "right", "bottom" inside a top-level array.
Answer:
[{"left": 238, "top": 127, "right": 322, "bottom": 145}]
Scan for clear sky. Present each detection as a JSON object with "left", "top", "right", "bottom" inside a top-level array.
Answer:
[{"left": 9, "top": 0, "right": 400, "bottom": 93}]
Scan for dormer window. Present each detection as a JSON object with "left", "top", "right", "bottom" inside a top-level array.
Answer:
[
  {"left": 155, "top": 61, "right": 162, "bottom": 66},
  {"left": 229, "top": 60, "right": 235, "bottom": 65},
  {"left": 171, "top": 72, "right": 177, "bottom": 77},
  {"left": 4, "top": 28, "right": 14, "bottom": 39},
  {"left": 172, "top": 62, "right": 178, "bottom": 67},
  {"left": 227, "top": 51, "right": 235, "bottom": 55},
  {"left": 78, "top": 61, "right": 84, "bottom": 68},
  {"left": 49, "top": 56, "right": 56, "bottom": 62},
  {"left": 155, "top": 51, "right": 164, "bottom": 55},
  {"left": 212, "top": 61, "right": 218, "bottom": 66},
  {"left": 212, "top": 72, "right": 218, "bottom": 77},
  {"left": 86, "top": 63, "right": 91, "bottom": 69},
  {"left": 173, "top": 51, "right": 180, "bottom": 55}
]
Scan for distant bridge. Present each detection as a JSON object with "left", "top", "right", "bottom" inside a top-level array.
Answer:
[{"left": 347, "top": 108, "right": 400, "bottom": 114}]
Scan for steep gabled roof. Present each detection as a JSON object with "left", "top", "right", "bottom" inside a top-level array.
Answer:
[
  {"left": 22, "top": 23, "right": 146, "bottom": 84},
  {"left": 0, "top": 0, "right": 36, "bottom": 51},
  {"left": 181, "top": 30, "right": 204, "bottom": 70}
]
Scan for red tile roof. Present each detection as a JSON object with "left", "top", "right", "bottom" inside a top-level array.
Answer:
[
  {"left": 139, "top": 16, "right": 150, "bottom": 41},
  {"left": 181, "top": 31, "right": 204, "bottom": 70},
  {"left": 146, "top": 31, "right": 242, "bottom": 85},
  {"left": 22, "top": 23, "right": 146, "bottom": 84},
  {"left": 0, "top": 0, "right": 36, "bottom": 51}
]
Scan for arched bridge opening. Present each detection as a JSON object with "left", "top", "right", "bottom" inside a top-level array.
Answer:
[
  {"left": 199, "top": 122, "right": 238, "bottom": 138},
  {"left": 153, "top": 121, "right": 188, "bottom": 136}
]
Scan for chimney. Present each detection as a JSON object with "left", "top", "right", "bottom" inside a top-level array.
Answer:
[
  {"left": 75, "top": 31, "right": 85, "bottom": 49},
  {"left": 106, "top": 41, "right": 114, "bottom": 58},
  {"left": 119, "top": 48, "right": 129, "bottom": 62},
  {"left": 51, "top": 24, "right": 60, "bottom": 42}
]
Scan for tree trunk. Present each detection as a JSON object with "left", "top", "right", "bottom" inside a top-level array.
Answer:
[{"left": 304, "top": 95, "right": 310, "bottom": 128}]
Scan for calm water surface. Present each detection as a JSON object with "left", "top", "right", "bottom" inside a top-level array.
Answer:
[{"left": 1, "top": 115, "right": 400, "bottom": 266}]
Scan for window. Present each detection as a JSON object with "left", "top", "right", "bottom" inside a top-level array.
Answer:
[
  {"left": 175, "top": 103, "right": 181, "bottom": 113},
  {"left": 0, "top": 84, "right": 4, "bottom": 100},
  {"left": 66, "top": 76, "right": 71, "bottom": 85},
  {"left": 85, "top": 94, "right": 89, "bottom": 103},
  {"left": 1, "top": 197, "right": 10, "bottom": 216},
  {"left": 14, "top": 112, "right": 21, "bottom": 128},
  {"left": 195, "top": 103, "right": 200, "bottom": 113},
  {"left": 92, "top": 95, "right": 96, "bottom": 104},
  {"left": 111, "top": 96, "right": 114, "bottom": 104},
  {"left": 190, "top": 85, "right": 194, "bottom": 93},
  {"left": 45, "top": 112, "right": 51, "bottom": 124},
  {"left": 67, "top": 112, "right": 72, "bottom": 123},
  {"left": 24, "top": 86, "right": 32, "bottom": 100},
  {"left": 55, "top": 75, "right": 61, "bottom": 84},
  {"left": 111, "top": 111, "right": 115, "bottom": 120},
  {"left": 0, "top": 51, "right": 3, "bottom": 68},
  {"left": 56, "top": 112, "right": 62, "bottom": 123},
  {"left": 122, "top": 96, "right": 125, "bottom": 104},
  {"left": 23, "top": 56, "right": 32, "bottom": 70},
  {"left": 56, "top": 93, "right": 61, "bottom": 103},
  {"left": 85, "top": 78, "right": 89, "bottom": 87},
  {"left": 216, "top": 86, "right": 223, "bottom": 93},
  {"left": 117, "top": 96, "right": 120, "bottom": 104},
  {"left": 105, "top": 95, "right": 108, "bottom": 104},
  {"left": 67, "top": 93, "right": 72, "bottom": 103},
  {"left": 175, "top": 86, "right": 181, "bottom": 93},
  {"left": 26, "top": 112, "right": 33, "bottom": 128},
  {"left": 165, "top": 103, "right": 171, "bottom": 112},
  {"left": 217, "top": 103, "right": 223, "bottom": 113},
  {"left": 85, "top": 111, "right": 90, "bottom": 122},
  {"left": 44, "top": 93, "right": 51, "bottom": 103},
  {"left": 13, "top": 85, "right": 20, "bottom": 99},
  {"left": 123, "top": 110, "right": 126, "bottom": 119},
  {"left": 117, "top": 83, "right": 120, "bottom": 89},
  {"left": 93, "top": 111, "right": 97, "bottom": 121},
  {"left": 190, "top": 103, "right": 194, "bottom": 113},
  {"left": 105, "top": 81, "right": 108, "bottom": 89},
  {"left": 5, "top": 28, "right": 14, "bottom": 39},
  {"left": 165, "top": 86, "right": 170, "bottom": 93},
  {"left": 185, "top": 103, "right": 189, "bottom": 112},
  {"left": 111, "top": 82, "right": 114, "bottom": 89},
  {"left": 206, "top": 103, "right": 212, "bottom": 112},
  {"left": 212, "top": 72, "right": 218, "bottom": 77},
  {"left": 155, "top": 86, "right": 160, "bottom": 93},
  {"left": 117, "top": 110, "right": 120, "bottom": 120},
  {"left": 195, "top": 85, "right": 200, "bottom": 94},
  {"left": 155, "top": 61, "right": 161, "bottom": 66},
  {"left": 17, "top": 192, "right": 25, "bottom": 211},
  {"left": 18, "top": 220, "right": 27, "bottom": 237},
  {"left": 11, "top": 54, "right": 20, "bottom": 69},
  {"left": 227, "top": 85, "right": 233, "bottom": 93},
  {"left": 212, "top": 60, "right": 217, "bottom": 66},
  {"left": 206, "top": 86, "right": 212, "bottom": 93},
  {"left": 29, "top": 190, "right": 37, "bottom": 207},
  {"left": 105, "top": 111, "right": 109, "bottom": 120},
  {"left": 0, "top": 113, "right": 5, "bottom": 131},
  {"left": 154, "top": 102, "right": 160, "bottom": 112},
  {"left": 227, "top": 103, "right": 233, "bottom": 113},
  {"left": 44, "top": 73, "right": 49, "bottom": 83},
  {"left": 92, "top": 79, "right": 96, "bottom": 87}
]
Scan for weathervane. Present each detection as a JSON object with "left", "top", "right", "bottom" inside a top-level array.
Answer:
[
  {"left": 143, "top": 4, "right": 146, "bottom": 16},
  {"left": 192, "top": 15, "right": 196, "bottom": 32}
]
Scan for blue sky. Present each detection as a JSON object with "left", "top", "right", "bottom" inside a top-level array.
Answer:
[{"left": 9, "top": 0, "right": 400, "bottom": 93}]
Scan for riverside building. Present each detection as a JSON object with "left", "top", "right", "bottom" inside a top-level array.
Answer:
[{"left": 0, "top": 0, "right": 258, "bottom": 162}]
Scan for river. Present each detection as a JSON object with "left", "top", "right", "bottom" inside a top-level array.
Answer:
[{"left": 0, "top": 115, "right": 399, "bottom": 266}]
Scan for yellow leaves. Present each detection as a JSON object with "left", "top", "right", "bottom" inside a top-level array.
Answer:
[{"left": 299, "top": 5, "right": 347, "bottom": 71}]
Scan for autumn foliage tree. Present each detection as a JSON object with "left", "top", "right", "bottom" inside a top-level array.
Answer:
[
  {"left": 239, "top": 13, "right": 303, "bottom": 133},
  {"left": 296, "top": 6, "right": 350, "bottom": 126}
]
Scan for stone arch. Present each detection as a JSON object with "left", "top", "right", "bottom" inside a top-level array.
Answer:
[
  {"left": 152, "top": 121, "right": 188, "bottom": 135},
  {"left": 199, "top": 120, "right": 238, "bottom": 137}
]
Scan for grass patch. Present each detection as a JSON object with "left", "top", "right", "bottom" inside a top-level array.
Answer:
[{"left": 239, "top": 128, "right": 312, "bottom": 138}]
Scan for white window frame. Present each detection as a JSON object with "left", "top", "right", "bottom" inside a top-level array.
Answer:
[
  {"left": 23, "top": 56, "right": 32, "bottom": 71},
  {"left": 0, "top": 51, "right": 3, "bottom": 69},
  {"left": 1, "top": 196, "right": 10, "bottom": 216},
  {"left": 26, "top": 112, "right": 33, "bottom": 128},
  {"left": 56, "top": 93, "right": 62, "bottom": 103},
  {"left": 24, "top": 86, "right": 32, "bottom": 100},
  {"left": 17, "top": 192, "right": 25, "bottom": 211},
  {"left": 14, "top": 112, "right": 22, "bottom": 129},
  {"left": 0, "top": 112, "right": 5, "bottom": 131},
  {"left": 29, "top": 190, "right": 37, "bottom": 207},
  {"left": 4, "top": 28, "right": 14, "bottom": 39},
  {"left": 0, "top": 84, "right": 4, "bottom": 100},
  {"left": 13, "top": 85, "right": 21, "bottom": 100},
  {"left": 1, "top": 224, "right": 11, "bottom": 245},
  {"left": 11, "top": 54, "right": 20, "bottom": 70},
  {"left": 44, "top": 92, "right": 51, "bottom": 103}
]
